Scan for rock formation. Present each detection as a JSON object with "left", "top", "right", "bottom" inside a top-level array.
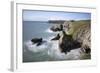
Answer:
[
  {"left": 51, "top": 33, "right": 60, "bottom": 40},
  {"left": 61, "top": 20, "right": 91, "bottom": 53},
  {"left": 50, "top": 24, "right": 63, "bottom": 32},
  {"left": 31, "top": 38, "right": 47, "bottom": 46},
  {"left": 73, "top": 24, "right": 91, "bottom": 53},
  {"left": 62, "top": 21, "right": 73, "bottom": 34},
  {"left": 59, "top": 31, "right": 81, "bottom": 54},
  {"left": 31, "top": 38, "right": 42, "bottom": 44}
]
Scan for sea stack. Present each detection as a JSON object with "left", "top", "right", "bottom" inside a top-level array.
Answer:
[{"left": 31, "top": 38, "right": 42, "bottom": 44}]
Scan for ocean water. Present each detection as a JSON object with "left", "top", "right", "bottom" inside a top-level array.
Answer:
[{"left": 23, "top": 21, "right": 87, "bottom": 62}]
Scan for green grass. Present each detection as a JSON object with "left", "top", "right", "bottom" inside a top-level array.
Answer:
[{"left": 66, "top": 20, "right": 90, "bottom": 35}]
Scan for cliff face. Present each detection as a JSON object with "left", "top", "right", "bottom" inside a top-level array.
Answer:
[
  {"left": 73, "top": 23, "right": 91, "bottom": 52},
  {"left": 62, "top": 21, "right": 73, "bottom": 34},
  {"left": 50, "top": 24, "right": 63, "bottom": 32},
  {"left": 59, "top": 31, "right": 81, "bottom": 54},
  {"left": 50, "top": 20, "right": 91, "bottom": 54},
  {"left": 60, "top": 20, "right": 91, "bottom": 53}
]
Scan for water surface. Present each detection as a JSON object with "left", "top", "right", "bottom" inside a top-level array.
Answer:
[{"left": 23, "top": 21, "right": 88, "bottom": 62}]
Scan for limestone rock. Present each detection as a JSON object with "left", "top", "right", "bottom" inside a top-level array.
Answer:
[{"left": 50, "top": 24, "right": 63, "bottom": 32}]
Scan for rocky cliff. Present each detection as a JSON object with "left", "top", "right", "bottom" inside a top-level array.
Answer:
[
  {"left": 63, "top": 20, "right": 91, "bottom": 53},
  {"left": 50, "top": 20, "right": 91, "bottom": 54}
]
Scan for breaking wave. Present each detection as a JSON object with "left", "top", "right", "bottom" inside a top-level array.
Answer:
[
  {"left": 45, "top": 28, "right": 53, "bottom": 33},
  {"left": 23, "top": 36, "right": 84, "bottom": 62},
  {"left": 45, "top": 28, "right": 59, "bottom": 34}
]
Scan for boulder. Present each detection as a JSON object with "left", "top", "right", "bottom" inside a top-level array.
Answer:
[{"left": 31, "top": 38, "right": 42, "bottom": 44}]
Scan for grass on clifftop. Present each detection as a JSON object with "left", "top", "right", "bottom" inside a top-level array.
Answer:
[{"left": 67, "top": 20, "right": 90, "bottom": 35}]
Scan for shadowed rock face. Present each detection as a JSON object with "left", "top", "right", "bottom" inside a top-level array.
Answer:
[
  {"left": 73, "top": 24, "right": 91, "bottom": 53},
  {"left": 50, "top": 24, "right": 63, "bottom": 32},
  {"left": 59, "top": 31, "right": 81, "bottom": 54},
  {"left": 50, "top": 21, "right": 72, "bottom": 32},
  {"left": 51, "top": 34, "right": 60, "bottom": 40},
  {"left": 63, "top": 20, "right": 91, "bottom": 54},
  {"left": 50, "top": 20, "right": 91, "bottom": 54}
]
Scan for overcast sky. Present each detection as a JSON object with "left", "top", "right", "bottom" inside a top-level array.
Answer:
[{"left": 23, "top": 10, "right": 91, "bottom": 21}]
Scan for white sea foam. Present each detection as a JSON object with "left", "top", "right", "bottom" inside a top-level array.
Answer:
[
  {"left": 24, "top": 40, "right": 51, "bottom": 53},
  {"left": 45, "top": 28, "right": 59, "bottom": 34},
  {"left": 45, "top": 28, "right": 53, "bottom": 33},
  {"left": 23, "top": 38, "right": 84, "bottom": 61}
]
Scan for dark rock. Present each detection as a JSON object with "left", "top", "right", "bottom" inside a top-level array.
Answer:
[
  {"left": 59, "top": 31, "right": 81, "bottom": 54},
  {"left": 36, "top": 42, "right": 42, "bottom": 46},
  {"left": 72, "top": 23, "right": 91, "bottom": 53},
  {"left": 85, "top": 48, "right": 91, "bottom": 53},
  {"left": 50, "top": 24, "right": 63, "bottom": 32},
  {"left": 48, "top": 20, "right": 65, "bottom": 24},
  {"left": 31, "top": 38, "right": 42, "bottom": 44},
  {"left": 72, "top": 40, "right": 82, "bottom": 49},
  {"left": 82, "top": 45, "right": 91, "bottom": 53},
  {"left": 36, "top": 41, "right": 47, "bottom": 46},
  {"left": 51, "top": 34, "right": 60, "bottom": 40},
  {"left": 60, "top": 24, "right": 63, "bottom": 30}
]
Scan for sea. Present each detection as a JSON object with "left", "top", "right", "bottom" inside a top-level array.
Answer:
[{"left": 23, "top": 21, "right": 87, "bottom": 62}]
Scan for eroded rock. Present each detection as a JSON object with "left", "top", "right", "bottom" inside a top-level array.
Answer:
[
  {"left": 50, "top": 24, "right": 63, "bottom": 32},
  {"left": 31, "top": 38, "right": 42, "bottom": 43},
  {"left": 59, "top": 31, "right": 81, "bottom": 54},
  {"left": 51, "top": 34, "right": 60, "bottom": 40}
]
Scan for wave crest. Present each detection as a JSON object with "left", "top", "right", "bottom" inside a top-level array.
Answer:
[{"left": 23, "top": 40, "right": 84, "bottom": 61}]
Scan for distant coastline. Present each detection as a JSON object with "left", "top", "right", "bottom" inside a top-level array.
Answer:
[
  {"left": 23, "top": 21, "right": 48, "bottom": 23},
  {"left": 23, "top": 19, "right": 90, "bottom": 23}
]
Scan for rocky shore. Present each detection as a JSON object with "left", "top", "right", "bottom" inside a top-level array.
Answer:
[
  {"left": 30, "top": 20, "right": 91, "bottom": 60},
  {"left": 50, "top": 20, "right": 91, "bottom": 55}
]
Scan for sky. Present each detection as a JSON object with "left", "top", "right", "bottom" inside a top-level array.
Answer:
[{"left": 23, "top": 10, "right": 91, "bottom": 21}]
